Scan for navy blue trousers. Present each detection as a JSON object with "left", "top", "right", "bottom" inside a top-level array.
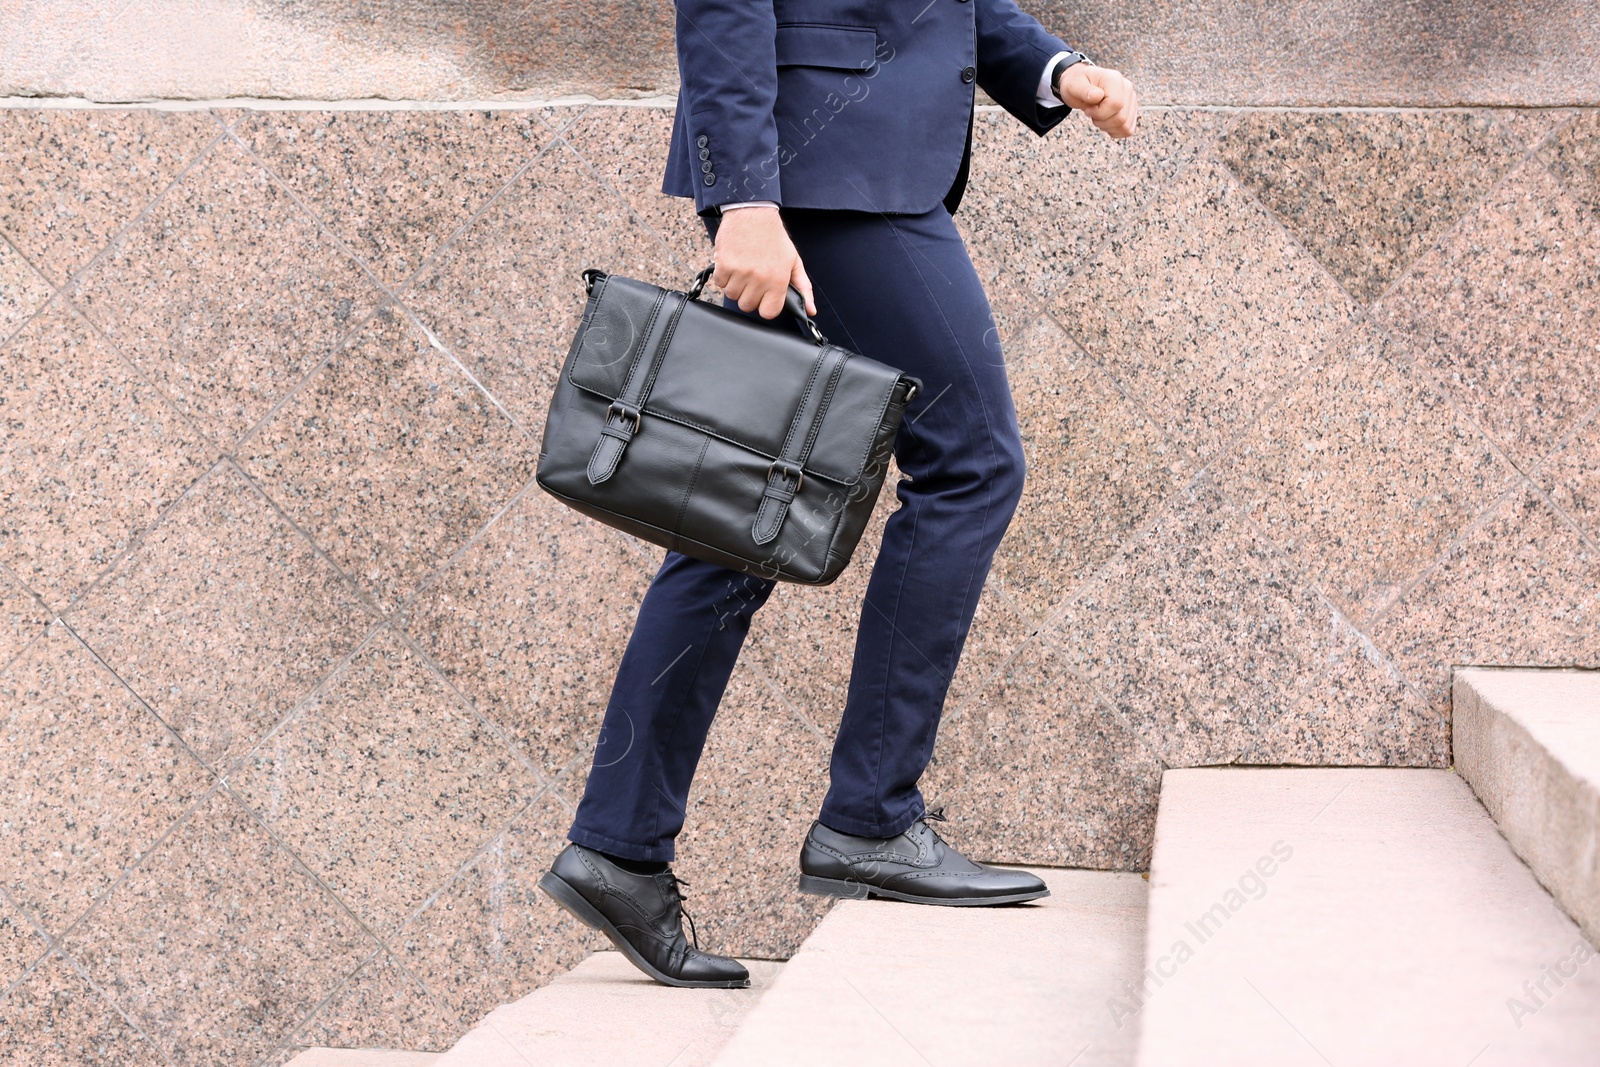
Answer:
[{"left": 567, "top": 205, "right": 1025, "bottom": 861}]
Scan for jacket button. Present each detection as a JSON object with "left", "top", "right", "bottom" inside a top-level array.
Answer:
[
  {"left": 961, "top": 65, "right": 976, "bottom": 83},
  {"left": 698, "top": 147, "right": 710, "bottom": 160},
  {"left": 701, "top": 160, "right": 714, "bottom": 173},
  {"left": 696, "top": 134, "right": 709, "bottom": 148},
  {"left": 704, "top": 174, "right": 716, "bottom": 186}
]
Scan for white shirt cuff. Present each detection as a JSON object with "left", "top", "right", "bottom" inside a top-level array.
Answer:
[
  {"left": 721, "top": 201, "right": 780, "bottom": 212},
  {"left": 1037, "top": 51, "right": 1071, "bottom": 109}
]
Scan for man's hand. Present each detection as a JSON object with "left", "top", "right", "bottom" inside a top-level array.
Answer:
[
  {"left": 712, "top": 206, "right": 816, "bottom": 320},
  {"left": 1058, "top": 63, "right": 1139, "bottom": 139}
]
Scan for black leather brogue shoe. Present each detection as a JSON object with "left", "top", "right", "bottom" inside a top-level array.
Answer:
[
  {"left": 798, "top": 809, "right": 1049, "bottom": 906},
  {"left": 538, "top": 844, "right": 750, "bottom": 988}
]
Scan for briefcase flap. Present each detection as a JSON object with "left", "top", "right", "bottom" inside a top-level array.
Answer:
[{"left": 567, "top": 275, "right": 905, "bottom": 487}]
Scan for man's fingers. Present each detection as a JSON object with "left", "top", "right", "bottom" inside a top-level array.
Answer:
[
  {"left": 791, "top": 259, "right": 817, "bottom": 316},
  {"left": 1076, "top": 81, "right": 1107, "bottom": 108},
  {"left": 758, "top": 286, "right": 787, "bottom": 320},
  {"left": 733, "top": 280, "right": 761, "bottom": 313},
  {"left": 1085, "top": 70, "right": 1139, "bottom": 138}
]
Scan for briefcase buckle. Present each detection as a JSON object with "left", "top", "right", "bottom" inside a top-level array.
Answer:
[
  {"left": 767, "top": 459, "right": 805, "bottom": 493},
  {"left": 606, "top": 400, "right": 643, "bottom": 434}
]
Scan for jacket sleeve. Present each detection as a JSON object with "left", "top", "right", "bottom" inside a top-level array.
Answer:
[
  {"left": 973, "top": 0, "right": 1074, "bottom": 136},
  {"left": 673, "top": 0, "right": 783, "bottom": 212}
]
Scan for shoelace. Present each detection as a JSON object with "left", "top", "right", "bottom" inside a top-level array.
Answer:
[
  {"left": 920, "top": 806, "right": 950, "bottom": 847},
  {"left": 663, "top": 872, "right": 701, "bottom": 950}
]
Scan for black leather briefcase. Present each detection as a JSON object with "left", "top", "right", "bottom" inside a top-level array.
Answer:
[{"left": 537, "top": 266, "right": 920, "bottom": 585}]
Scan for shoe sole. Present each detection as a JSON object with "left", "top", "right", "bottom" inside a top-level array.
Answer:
[
  {"left": 536, "top": 871, "right": 751, "bottom": 989},
  {"left": 797, "top": 872, "right": 1051, "bottom": 907}
]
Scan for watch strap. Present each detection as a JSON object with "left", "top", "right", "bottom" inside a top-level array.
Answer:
[{"left": 1050, "top": 51, "right": 1094, "bottom": 105}]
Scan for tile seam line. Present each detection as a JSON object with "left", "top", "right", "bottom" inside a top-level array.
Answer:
[
  {"left": 216, "top": 115, "right": 569, "bottom": 454},
  {"left": 2, "top": 96, "right": 1597, "bottom": 111},
  {"left": 1036, "top": 129, "right": 1552, "bottom": 661},
  {"left": 51, "top": 944, "right": 182, "bottom": 1067},
  {"left": 0, "top": 884, "right": 57, "bottom": 1002},
  {"left": 557, "top": 130, "right": 709, "bottom": 277},
  {"left": 208, "top": 775, "right": 494, "bottom": 1050},
  {"left": 254, "top": 942, "right": 391, "bottom": 1067},
  {"left": 206, "top": 465, "right": 560, "bottom": 795},
  {"left": 386, "top": 624, "right": 557, "bottom": 791}
]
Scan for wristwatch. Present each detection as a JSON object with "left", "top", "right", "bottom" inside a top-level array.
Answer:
[{"left": 1049, "top": 50, "right": 1094, "bottom": 104}]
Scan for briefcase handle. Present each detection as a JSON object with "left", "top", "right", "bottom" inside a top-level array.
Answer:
[{"left": 684, "top": 264, "right": 830, "bottom": 348}]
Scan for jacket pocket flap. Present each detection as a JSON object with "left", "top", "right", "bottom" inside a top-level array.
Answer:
[{"left": 775, "top": 23, "right": 877, "bottom": 70}]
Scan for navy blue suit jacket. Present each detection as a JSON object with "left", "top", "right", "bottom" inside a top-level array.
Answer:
[{"left": 662, "top": 0, "right": 1075, "bottom": 215}]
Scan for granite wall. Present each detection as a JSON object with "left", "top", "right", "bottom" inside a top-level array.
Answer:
[
  {"left": 1, "top": 94, "right": 1598, "bottom": 1067},
  {"left": 4, "top": 0, "right": 1599, "bottom": 104}
]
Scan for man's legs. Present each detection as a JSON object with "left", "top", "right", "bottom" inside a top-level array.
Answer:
[
  {"left": 778, "top": 206, "right": 1027, "bottom": 838},
  {"left": 567, "top": 552, "right": 775, "bottom": 862},
  {"left": 567, "top": 204, "right": 1022, "bottom": 853}
]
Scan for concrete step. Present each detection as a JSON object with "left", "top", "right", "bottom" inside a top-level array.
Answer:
[
  {"left": 285, "top": 1051, "right": 439, "bottom": 1067},
  {"left": 1135, "top": 768, "right": 1600, "bottom": 1067},
  {"left": 1455, "top": 668, "right": 1600, "bottom": 946},
  {"left": 430, "top": 950, "right": 780, "bottom": 1067},
  {"left": 710, "top": 867, "right": 1148, "bottom": 1067}
]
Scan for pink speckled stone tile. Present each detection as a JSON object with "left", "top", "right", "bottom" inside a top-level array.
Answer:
[
  {"left": 70, "top": 139, "right": 382, "bottom": 448},
  {"left": 990, "top": 316, "right": 1182, "bottom": 625},
  {"left": 0, "top": 893, "right": 48, "bottom": 994},
  {"left": 562, "top": 105, "right": 707, "bottom": 265},
  {"left": 1055, "top": 156, "right": 1359, "bottom": 467},
  {"left": 0, "top": 952, "right": 166, "bottom": 1067},
  {"left": 64, "top": 788, "right": 375, "bottom": 1067},
  {"left": 1216, "top": 324, "right": 1517, "bottom": 625},
  {"left": 400, "top": 140, "right": 687, "bottom": 434},
  {"left": 0, "top": 624, "right": 210, "bottom": 934},
  {"left": 1497, "top": 109, "right": 1577, "bottom": 155},
  {"left": 1538, "top": 407, "right": 1600, "bottom": 545},
  {"left": 1043, "top": 3, "right": 1600, "bottom": 107},
  {"left": 238, "top": 110, "right": 551, "bottom": 288},
  {"left": 0, "top": 567, "right": 50, "bottom": 671},
  {"left": 231, "top": 629, "right": 540, "bottom": 937},
  {"left": 1370, "top": 487, "right": 1600, "bottom": 704},
  {"left": 0, "top": 238, "right": 53, "bottom": 342},
  {"left": 289, "top": 951, "right": 452, "bottom": 1054},
  {"left": 537, "top": 105, "right": 590, "bottom": 137},
  {"left": 1050, "top": 483, "right": 1324, "bottom": 769},
  {"left": 944, "top": 585, "right": 1034, "bottom": 716},
  {"left": 67, "top": 463, "right": 374, "bottom": 772},
  {"left": 405, "top": 485, "right": 657, "bottom": 779},
  {"left": 0, "top": 110, "right": 220, "bottom": 286},
  {"left": 0, "top": 301, "right": 211, "bottom": 609},
  {"left": 1251, "top": 610, "right": 1446, "bottom": 768},
  {"left": 1217, "top": 110, "right": 1523, "bottom": 302},
  {"left": 944, "top": 637, "right": 1162, "bottom": 870},
  {"left": 1541, "top": 111, "right": 1600, "bottom": 214},
  {"left": 397, "top": 789, "right": 595, "bottom": 1031},
  {"left": 960, "top": 107, "right": 1235, "bottom": 327},
  {"left": 674, "top": 658, "right": 836, "bottom": 959},
  {"left": 1373, "top": 157, "right": 1600, "bottom": 470},
  {"left": 241, "top": 304, "right": 537, "bottom": 613}
]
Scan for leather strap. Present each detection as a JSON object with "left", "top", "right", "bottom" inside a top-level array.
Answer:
[
  {"left": 752, "top": 345, "right": 849, "bottom": 546},
  {"left": 586, "top": 290, "right": 690, "bottom": 485}
]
